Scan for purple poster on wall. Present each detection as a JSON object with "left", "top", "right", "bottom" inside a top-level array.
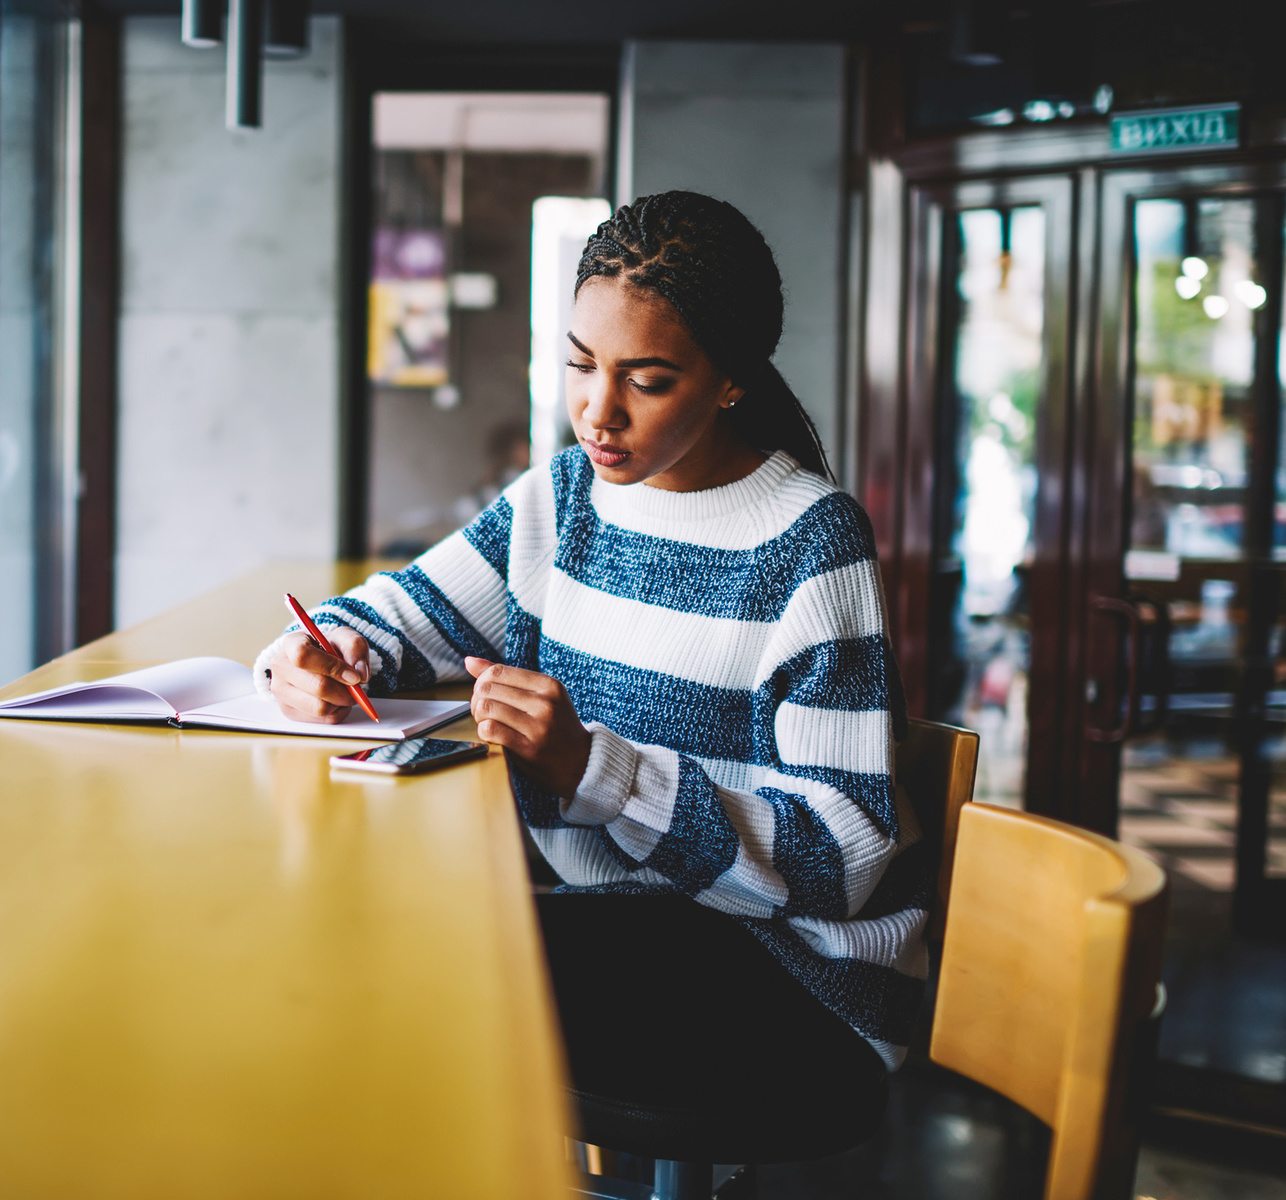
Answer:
[{"left": 368, "top": 228, "right": 450, "bottom": 388}]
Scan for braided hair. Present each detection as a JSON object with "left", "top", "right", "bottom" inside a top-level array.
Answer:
[{"left": 574, "top": 190, "right": 835, "bottom": 482}]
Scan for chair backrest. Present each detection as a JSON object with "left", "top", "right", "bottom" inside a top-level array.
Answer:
[
  {"left": 894, "top": 717, "right": 980, "bottom": 939},
  {"left": 930, "top": 802, "right": 1169, "bottom": 1200}
]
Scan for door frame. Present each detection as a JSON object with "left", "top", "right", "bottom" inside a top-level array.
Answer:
[{"left": 336, "top": 24, "right": 620, "bottom": 557}]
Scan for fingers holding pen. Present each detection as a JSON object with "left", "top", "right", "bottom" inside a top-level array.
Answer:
[
  {"left": 285, "top": 634, "right": 364, "bottom": 689},
  {"left": 271, "top": 677, "right": 354, "bottom": 724},
  {"left": 326, "top": 627, "right": 372, "bottom": 683},
  {"left": 267, "top": 631, "right": 369, "bottom": 720}
]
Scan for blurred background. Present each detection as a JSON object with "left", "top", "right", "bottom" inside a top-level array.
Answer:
[{"left": 2, "top": 0, "right": 1285, "bottom": 1190}]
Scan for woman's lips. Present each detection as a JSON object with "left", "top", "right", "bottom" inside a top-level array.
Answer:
[{"left": 585, "top": 440, "right": 631, "bottom": 468}]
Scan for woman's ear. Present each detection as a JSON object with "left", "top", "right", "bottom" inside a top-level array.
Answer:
[{"left": 720, "top": 381, "right": 746, "bottom": 410}]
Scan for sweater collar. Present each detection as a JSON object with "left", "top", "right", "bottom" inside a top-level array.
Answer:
[{"left": 588, "top": 449, "right": 799, "bottom": 523}]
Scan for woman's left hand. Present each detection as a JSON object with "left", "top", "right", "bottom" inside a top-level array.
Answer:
[{"left": 465, "top": 657, "right": 592, "bottom": 799}]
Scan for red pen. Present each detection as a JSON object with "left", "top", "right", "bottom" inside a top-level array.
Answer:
[{"left": 283, "top": 592, "right": 380, "bottom": 723}]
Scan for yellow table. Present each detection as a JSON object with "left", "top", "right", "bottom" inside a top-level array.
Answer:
[{"left": 0, "top": 563, "right": 575, "bottom": 1199}]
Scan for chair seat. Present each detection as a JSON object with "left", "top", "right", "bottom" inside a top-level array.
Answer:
[{"left": 572, "top": 1068, "right": 888, "bottom": 1165}]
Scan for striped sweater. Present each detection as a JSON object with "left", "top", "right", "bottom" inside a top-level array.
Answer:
[{"left": 257, "top": 448, "right": 925, "bottom": 1068}]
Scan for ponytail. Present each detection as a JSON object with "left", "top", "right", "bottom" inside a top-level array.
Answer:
[{"left": 729, "top": 362, "right": 835, "bottom": 483}]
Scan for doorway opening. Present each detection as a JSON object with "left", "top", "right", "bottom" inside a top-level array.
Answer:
[{"left": 364, "top": 90, "right": 610, "bottom": 557}]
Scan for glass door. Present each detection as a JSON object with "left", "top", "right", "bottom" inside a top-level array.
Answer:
[
  {"left": 934, "top": 205, "right": 1044, "bottom": 805},
  {"left": 1088, "top": 168, "right": 1286, "bottom": 1108},
  {"left": 891, "top": 147, "right": 1285, "bottom": 1127},
  {"left": 911, "top": 175, "right": 1074, "bottom": 817}
]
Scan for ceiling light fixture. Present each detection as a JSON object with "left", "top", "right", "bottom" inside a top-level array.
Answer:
[
  {"left": 181, "top": 0, "right": 222, "bottom": 47},
  {"left": 265, "top": 0, "right": 310, "bottom": 58},
  {"left": 226, "top": 0, "right": 263, "bottom": 130},
  {"left": 949, "top": 0, "right": 1006, "bottom": 67}
]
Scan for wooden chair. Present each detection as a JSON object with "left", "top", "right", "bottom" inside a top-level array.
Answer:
[
  {"left": 930, "top": 801, "right": 1169, "bottom": 1200},
  {"left": 571, "top": 722, "right": 1168, "bottom": 1200}
]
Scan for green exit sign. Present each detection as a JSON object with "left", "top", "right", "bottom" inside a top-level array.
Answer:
[{"left": 1111, "top": 104, "right": 1241, "bottom": 154}]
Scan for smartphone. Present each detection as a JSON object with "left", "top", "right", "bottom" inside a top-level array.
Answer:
[{"left": 329, "top": 736, "right": 488, "bottom": 776}]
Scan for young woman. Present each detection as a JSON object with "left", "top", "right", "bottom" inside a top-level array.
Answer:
[{"left": 257, "top": 191, "right": 924, "bottom": 1109}]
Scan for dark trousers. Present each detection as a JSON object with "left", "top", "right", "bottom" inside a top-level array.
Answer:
[{"left": 534, "top": 893, "right": 886, "bottom": 1111}]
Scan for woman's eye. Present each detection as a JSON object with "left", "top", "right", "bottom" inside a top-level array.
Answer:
[
  {"left": 630, "top": 378, "right": 673, "bottom": 395},
  {"left": 565, "top": 359, "right": 594, "bottom": 373}
]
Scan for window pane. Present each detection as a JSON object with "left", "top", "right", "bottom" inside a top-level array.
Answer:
[
  {"left": 939, "top": 205, "right": 1044, "bottom": 808},
  {"left": 1131, "top": 197, "right": 1256, "bottom": 560}
]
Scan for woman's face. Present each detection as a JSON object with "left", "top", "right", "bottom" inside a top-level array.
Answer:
[{"left": 565, "top": 276, "right": 751, "bottom": 491}]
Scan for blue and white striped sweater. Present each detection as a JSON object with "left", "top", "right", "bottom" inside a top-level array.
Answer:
[{"left": 259, "top": 448, "right": 924, "bottom": 1067}]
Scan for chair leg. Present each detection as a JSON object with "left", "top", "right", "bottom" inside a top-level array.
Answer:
[{"left": 653, "top": 1159, "right": 713, "bottom": 1200}]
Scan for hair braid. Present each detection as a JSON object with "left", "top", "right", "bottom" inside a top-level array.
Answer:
[{"left": 575, "top": 191, "right": 834, "bottom": 482}]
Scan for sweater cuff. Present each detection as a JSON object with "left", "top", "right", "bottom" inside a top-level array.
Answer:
[
  {"left": 252, "top": 637, "right": 286, "bottom": 697},
  {"left": 559, "top": 723, "right": 637, "bottom": 825}
]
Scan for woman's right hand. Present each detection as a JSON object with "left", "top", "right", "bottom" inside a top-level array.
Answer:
[{"left": 266, "top": 628, "right": 371, "bottom": 723}]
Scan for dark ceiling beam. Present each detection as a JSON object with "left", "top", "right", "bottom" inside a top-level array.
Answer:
[{"left": 80, "top": 0, "right": 936, "bottom": 46}]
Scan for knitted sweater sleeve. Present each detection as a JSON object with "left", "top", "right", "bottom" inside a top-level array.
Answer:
[
  {"left": 252, "top": 482, "right": 523, "bottom": 696},
  {"left": 557, "top": 501, "right": 905, "bottom": 922}
]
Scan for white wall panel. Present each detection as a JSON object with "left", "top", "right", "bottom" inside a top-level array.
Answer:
[{"left": 116, "top": 16, "right": 342, "bottom": 628}]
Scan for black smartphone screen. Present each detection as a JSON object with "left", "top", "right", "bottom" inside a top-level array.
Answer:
[{"left": 331, "top": 737, "right": 487, "bottom": 773}]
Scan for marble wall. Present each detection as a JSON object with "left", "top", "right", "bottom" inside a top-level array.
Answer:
[
  {"left": 616, "top": 41, "right": 850, "bottom": 474},
  {"left": 115, "top": 17, "right": 342, "bottom": 628},
  {"left": 112, "top": 31, "right": 850, "bottom": 632}
]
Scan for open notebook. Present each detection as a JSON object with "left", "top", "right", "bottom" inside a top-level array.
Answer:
[{"left": 0, "top": 657, "right": 471, "bottom": 741}]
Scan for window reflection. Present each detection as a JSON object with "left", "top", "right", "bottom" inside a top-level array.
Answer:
[
  {"left": 1132, "top": 198, "right": 1256, "bottom": 559},
  {"left": 953, "top": 208, "right": 1042, "bottom": 617},
  {"left": 939, "top": 206, "right": 1044, "bottom": 807},
  {"left": 1121, "top": 195, "right": 1286, "bottom": 1087}
]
